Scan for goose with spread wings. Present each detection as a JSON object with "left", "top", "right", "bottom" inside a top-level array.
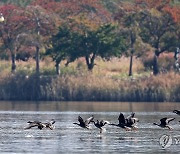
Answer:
[
  {"left": 110, "top": 112, "right": 139, "bottom": 131},
  {"left": 24, "top": 119, "right": 55, "bottom": 130},
  {"left": 93, "top": 120, "right": 110, "bottom": 133},
  {"left": 73, "top": 116, "right": 94, "bottom": 129},
  {"left": 153, "top": 117, "right": 175, "bottom": 130}
]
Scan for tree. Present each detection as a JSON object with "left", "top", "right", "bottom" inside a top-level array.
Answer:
[
  {"left": 23, "top": 4, "right": 58, "bottom": 75},
  {"left": 138, "top": 10, "right": 177, "bottom": 75},
  {"left": 45, "top": 0, "right": 120, "bottom": 73},
  {"left": 113, "top": 2, "right": 142, "bottom": 76},
  {"left": 48, "top": 23, "right": 126, "bottom": 73},
  {"left": 46, "top": 25, "right": 82, "bottom": 75},
  {"left": 0, "top": 4, "right": 28, "bottom": 73},
  {"left": 164, "top": 5, "right": 180, "bottom": 46},
  {"left": 135, "top": 0, "right": 179, "bottom": 75},
  {"left": 81, "top": 24, "right": 126, "bottom": 71}
]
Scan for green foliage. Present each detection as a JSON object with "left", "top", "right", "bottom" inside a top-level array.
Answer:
[
  {"left": 0, "top": 0, "right": 32, "bottom": 7},
  {"left": 90, "top": 24, "right": 127, "bottom": 59},
  {"left": 47, "top": 23, "right": 127, "bottom": 71},
  {"left": 139, "top": 11, "right": 177, "bottom": 51},
  {"left": 46, "top": 25, "right": 82, "bottom": 65}
]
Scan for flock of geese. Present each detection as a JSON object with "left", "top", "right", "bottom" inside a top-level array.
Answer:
[{"left": 24, "top": 110, "right": 180, "bottom": 133}]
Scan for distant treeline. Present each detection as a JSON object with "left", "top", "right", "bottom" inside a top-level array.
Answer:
[{"left": 0, "top": 0, "right": 179, "bottom": 76}]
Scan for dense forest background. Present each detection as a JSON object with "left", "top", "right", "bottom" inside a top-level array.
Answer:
[{"left": 0, "top": 0, "right": 179, "bottom": 102}]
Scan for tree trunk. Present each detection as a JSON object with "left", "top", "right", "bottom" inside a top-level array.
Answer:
[
  {"left": 11, "top": 51, "right": 16, "bottom": 73},
  {"left": 55, "top": 62, "right": 61, "bottom": 75},
  {"left": 85, "top": 53, "right": 96, "bottom": 71},
  {"left": 35, "top": 46, "right": 40, "bottom": 75},
  {"left": 153, "top": 52, "right": 159, "bottom": 75},
  {"left": 129, "top": 54, "right": 133, "bottom": 76}
]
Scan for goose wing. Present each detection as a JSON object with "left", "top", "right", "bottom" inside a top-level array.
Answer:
[
  {"left": 78, "top": 116, "right": 85, "bottom": 125},
  {"left": 44, "top": 121, "right": 55, "bottom": 130},
  {"left": 166, "top": 118, "right": 175, "bottom": 124},
  {"left": 118, "top": 113, "right": 126, "bottom": 124},
  {"left": 100, "top": 120, "right": 110, "bottom": 127},
  {"left": 126, "top": 112, "right": 135, "bottom": 119},
  {"left": 44, "top": 120, "right": 55, "bottom": 125},
  {"left": 27, "top": 121, "right": 41, "bottom": 124},
  {"left": 85, "top": 116, "right": 94, "bottom": 125},
  {"left": 25, "top": 121, "right": 41, "bottom": 129},
  {"left": 49, "top": 119, "right": 55, "bottom": 125}
]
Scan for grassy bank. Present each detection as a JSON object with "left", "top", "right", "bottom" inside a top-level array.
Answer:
[{"left": 0, "top": 58, "right": 179, "bottom": 102}]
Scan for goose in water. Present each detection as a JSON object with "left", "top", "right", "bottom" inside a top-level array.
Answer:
[
  {"left": 24, "top": 119, "right": 55, "bottom": 130},
  {"left": 153, "top": 117, "right": 175, "bottom": 130},
  {"left": 93, "top": 120, "right": 110, "bottom": 133},
  {"left": 73, "top": 115, "right": 94, "bottom": 129},
  {"left": 173, "top": 110, "right": 180, "bottom": 116},
  {"left": 110, "top": 112, "right": 139, "bottom": 131}
]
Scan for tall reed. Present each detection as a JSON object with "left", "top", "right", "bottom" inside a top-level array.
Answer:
[{"left": 0, "top": 58, "right": 179, "bottom": 102}]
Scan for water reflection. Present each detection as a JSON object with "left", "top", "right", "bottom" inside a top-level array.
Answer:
[{"left": 0, "top": 101, "right": 179, "bottom": 112}]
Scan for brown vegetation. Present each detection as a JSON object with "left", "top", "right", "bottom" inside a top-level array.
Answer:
[{"left": 0, "top": 58, "right": 179, "bottom": 102}]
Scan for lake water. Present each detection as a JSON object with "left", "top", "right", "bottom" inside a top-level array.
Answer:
[{"left": 0, "top": 101, "right": 179, "bottom": 154}]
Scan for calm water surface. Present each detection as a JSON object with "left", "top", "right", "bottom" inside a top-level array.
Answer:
[{"left": 0, "top": 101, "right": 179, "bottom": 154}]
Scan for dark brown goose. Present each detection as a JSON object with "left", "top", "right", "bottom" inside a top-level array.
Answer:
[
  {"left": 93, "top": 120, "right": 110, "bottom": 133},
  {"left": 110, "top": 113, "right": 131, "bottom": 130},
  {"left": 24, "top": 119, "right": 55, "bottom": 130},
  {"left": 153, "top": 117, "right": 175, "bottom": 130},
  {"left": 73, "top": 116, "right": 94, "bottom": 129},
  {"left": 110, "top": 112, "right": 139, "bottom": 131}
]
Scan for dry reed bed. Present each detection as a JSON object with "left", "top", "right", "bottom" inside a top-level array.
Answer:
[
  {"left": 0, "top": 72, "right": 179, "bottom": 102},
  {"left": 0, "top": 58, "right": 179, "bottom": 102}
]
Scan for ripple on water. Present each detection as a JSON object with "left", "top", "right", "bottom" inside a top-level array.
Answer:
[{"left": 0, "top": 111, "right": 179, "bottom": 154}]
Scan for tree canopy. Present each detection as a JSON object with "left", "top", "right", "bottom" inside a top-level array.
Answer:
[{"left": 0, "top": 0, "right": 179, "bottom": 75}]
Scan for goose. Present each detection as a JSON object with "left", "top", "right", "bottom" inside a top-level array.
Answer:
[
  {"left": 173, "top": 110, "right": 180, "bottom": 116},
  {"left": 73, "top": 115, "right": 94, "bottom": 129},
  {"left": 153, "top": 117, "right": 175, "bottom": 130},
  {"left": 93, "top": 120, "right": 110, "bottom": 133},
  {"left": 110, "top": 112, "right": 139, "bottom": 131},
  {"left": 24, "top": 119, "right": 55, "bottom": 130},
  {"left": 110, "top": 113, "right": 131, "bottom": 131}
]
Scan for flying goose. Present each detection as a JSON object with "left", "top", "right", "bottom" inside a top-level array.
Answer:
[
  {"left": 110, "top": 112, "right": 139, "bottom": 131},
  {"left": 73, "top": 115, "right": 94, "bottom": 129},
  {"left": 110, "top": 113, "right": 131, "bottom": 131},
  {"left": 153, "top": 117, "right": 175, "bottom": 130},
  {"left": 93, "top": 120, "right": 110, "bottom": 133},
  {"left": 24, "top": 119, "right": 55, "bottom": 130}
]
